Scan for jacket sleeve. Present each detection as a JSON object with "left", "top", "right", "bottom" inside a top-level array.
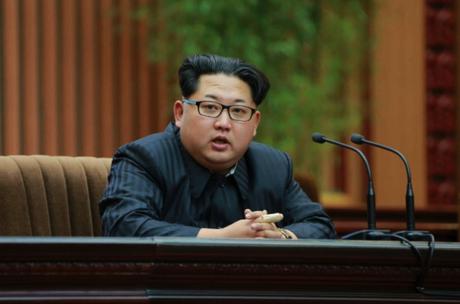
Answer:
[
  {"left": 99, "top": 144, "right": 200, "bottom": 237},
  {"left": 280, "top": 153, "right": 336, "bottom": 239}
]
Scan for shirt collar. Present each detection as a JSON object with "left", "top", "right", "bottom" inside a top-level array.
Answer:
[{"left": 225, "top": 163, "right": 237, "bottom": 177}]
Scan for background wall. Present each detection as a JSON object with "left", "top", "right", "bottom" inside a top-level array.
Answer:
[
  {"left": 371, "top": 0, "right": 427, "bottom": 207},
  {"left": 1, "top": 0, "right": 168, "bottom": 157}
]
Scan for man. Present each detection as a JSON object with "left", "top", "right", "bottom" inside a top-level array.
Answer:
[{"left": 100, "top": 54, "right": 335, "bottom": 239}]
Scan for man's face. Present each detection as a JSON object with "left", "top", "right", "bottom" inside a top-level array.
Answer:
[{"left": 174, "top": 74, "right": 261, "bottom": 173}]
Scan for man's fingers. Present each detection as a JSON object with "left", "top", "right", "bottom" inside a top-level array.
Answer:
[
  {"left": 250, "top": 222, "right": 277, "bottom": 231},
  {"left": 255, "top": 229, "right": 284, "bottom": 239},
  {"left": 245, "top": 209, "right": 266, "bottom": 219}
]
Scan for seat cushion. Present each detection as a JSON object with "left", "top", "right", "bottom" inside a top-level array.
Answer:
[{"left": 0, "top": 155, "right": 111, "bottom": 236}]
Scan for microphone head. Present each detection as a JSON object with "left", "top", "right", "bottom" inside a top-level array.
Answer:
[
  {"left": 351, "top": 133, "right": 365, "bottom": 144},
  {"left": 312, "top": 132, "right": 326, "bottom": 143}
]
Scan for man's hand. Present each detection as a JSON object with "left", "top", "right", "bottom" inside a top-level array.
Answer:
[
  {"left": 197, "top": 209, "right": 297, "bottom": 239},
  {"left": 197, "top": 219, "right": 258, "bottom": 238},
  {"left": 244, "top": 209, "right": 297, "bottom": 239}
]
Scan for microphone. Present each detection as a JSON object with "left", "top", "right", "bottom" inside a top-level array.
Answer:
[
  {"left": 312, "top": 132, "right": 377, "bottom": 231},
  {"left": 350, "top": 133, "right": 416, "bottom": 232}
]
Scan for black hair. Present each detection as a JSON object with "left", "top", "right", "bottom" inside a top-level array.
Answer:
[{"left": 178, "top": 54, "right": 270, "bottom": 105}]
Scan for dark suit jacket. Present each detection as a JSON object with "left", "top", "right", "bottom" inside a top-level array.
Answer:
[{"left": 100, "top": 123, "right": 336, "bottom": 239}]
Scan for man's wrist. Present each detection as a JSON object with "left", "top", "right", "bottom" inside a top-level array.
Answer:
[
  {"left": 279, "top": 228, "right": 297, "bottom": 240},
  {"left": 197, "top": 228, "right": 224, "bottom": 238}
]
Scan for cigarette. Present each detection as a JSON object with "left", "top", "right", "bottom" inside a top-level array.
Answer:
[{"left": 257, "top": 213, "right": 284, "bottom": 223}]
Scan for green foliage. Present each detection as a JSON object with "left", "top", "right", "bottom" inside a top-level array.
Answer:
[{"left": 139, "top": 0, "right": 370, "bottom": 175}]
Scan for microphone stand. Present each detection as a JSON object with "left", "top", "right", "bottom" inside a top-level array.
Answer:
[
  {"left": 312, "top": 132, "right": 388, "bottom": 240},
  {"left": 351, "top": 133, "right": 427, "bottom": 240}
]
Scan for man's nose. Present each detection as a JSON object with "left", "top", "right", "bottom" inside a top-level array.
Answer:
[{"left": 214, "top": 108, "right": 232, "bottom": 128}]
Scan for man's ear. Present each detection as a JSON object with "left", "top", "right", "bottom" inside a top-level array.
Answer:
[
  {"left": 252, "top": 111, "right": 261, "bottom": 136},
  {"left": 173, "top": 100, "right": 184, "bottom": 127}
]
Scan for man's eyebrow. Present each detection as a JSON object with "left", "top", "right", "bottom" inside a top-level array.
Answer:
[
  {"left": 204, "top": 94, "right": 247, "bottom": 103},
  {"left": 204, "top": 94, "right": 219, "bottom": 100}
]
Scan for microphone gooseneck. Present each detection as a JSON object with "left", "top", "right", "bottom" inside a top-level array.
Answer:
[
  {"left": 351, "top": 133, "right": 415, "bottom": 231},
  {"left": 312, "top": 132, "right": 376, "bottom": 230}
]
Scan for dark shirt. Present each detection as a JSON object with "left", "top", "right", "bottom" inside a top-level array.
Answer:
[{"left": 100, "top": 123, "right": 336, "bottom": 239}]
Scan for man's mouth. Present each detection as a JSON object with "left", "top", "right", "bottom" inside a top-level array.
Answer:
[
  {"left": 213, "top": 136, "right": 229, "bottom": 144},
  {"left": 211, "top": 136, "right": 230, "bottom": 151}
]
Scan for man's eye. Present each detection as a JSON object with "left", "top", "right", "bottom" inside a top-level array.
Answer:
[
  {"left": 203, "top": 104, "right": 219, "bottom": 111},
  {"left": 231, "top": 107, "right": 248, "bottom": 115}
]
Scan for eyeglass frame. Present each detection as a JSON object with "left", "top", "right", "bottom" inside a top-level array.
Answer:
[{"left": 182, "top": 98, "right": 257, "bottom": 122}]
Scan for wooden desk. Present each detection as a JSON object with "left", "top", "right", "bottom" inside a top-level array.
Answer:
[{"left": 0, "top": 237, "right": 459, "bottom": 303}]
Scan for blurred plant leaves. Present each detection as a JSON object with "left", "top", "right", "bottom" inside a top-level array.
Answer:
[{"left": 137, "top": 0, "right": 371, "bottom": 176}]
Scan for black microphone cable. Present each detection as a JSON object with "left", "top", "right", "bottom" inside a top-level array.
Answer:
[{"left": 398, "top": 232, "right": 460, "bottom": 298}]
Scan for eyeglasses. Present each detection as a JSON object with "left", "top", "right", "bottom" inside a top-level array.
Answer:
[{"left": 182, "top": 98, "right": 257, "bottom": 122}]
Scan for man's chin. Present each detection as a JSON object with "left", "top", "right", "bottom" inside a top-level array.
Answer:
[{"left": 203, "top": 154, "right": 237, "bottom": 172}]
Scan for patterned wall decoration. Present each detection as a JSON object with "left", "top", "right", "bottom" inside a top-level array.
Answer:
[{"left": 426, "top": 0, "right": 456, "bottom": 205}]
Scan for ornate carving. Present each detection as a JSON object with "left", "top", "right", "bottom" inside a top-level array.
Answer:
[
  {"left": 0, "top": 262, "right": 155, "bottom": 276},
  {"left": 1, "top": 260, "right": 459, "bottom": 291},
  {"left": 0, "top": 261, "right": 449, "bottom": 276},
  {"left": 425, "top": 0, "right": 456, "bottom": 205},
  {"left": 426, "top": 6, "right": 455, "bottom": 47},
  {"left": 427, "top": 93, "right": 455, "bottom": 133},
  {"left": 426, "top": 51, "right": 455, "bottom": 90}
]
